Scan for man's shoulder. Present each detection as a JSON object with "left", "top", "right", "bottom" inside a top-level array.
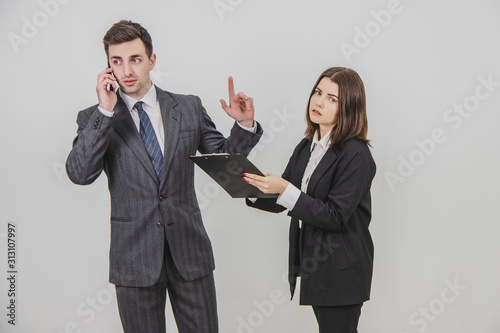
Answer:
[
  {"left": 77, "top": 104, "right": 99, "bottom": 119},
  {"left": 155, "top": 86, "right": 201, "bottom": 108}
]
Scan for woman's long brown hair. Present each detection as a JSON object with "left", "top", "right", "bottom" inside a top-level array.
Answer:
[{"left": 305, "top": 67, "right": 371, "bottom": 148}]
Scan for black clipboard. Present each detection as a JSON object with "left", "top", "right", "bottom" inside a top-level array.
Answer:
[{"left": 190, "top": 154, "right": 278, "bottom": 198}]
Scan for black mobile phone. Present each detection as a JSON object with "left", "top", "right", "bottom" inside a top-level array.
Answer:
[{"left": 106, "top": 61, "right": 115, "bottom": 92}]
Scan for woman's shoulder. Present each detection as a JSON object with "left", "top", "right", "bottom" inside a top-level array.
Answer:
[
  {"left": 290, "top": 137, "right": 311, "bottom": 153},
  {"left": 297, "top": 137, "right": 311, "bottom": 148},
  {"left": 341, "top": 137, "right": 370, "bottom": 150},
  {"left": 335, "top": 138, "right": 373, "bottom": 159},
  {"left": 285, "top": 137, "right": 312, "bottom": 161},
  {"left": 334, "top": 138, "right": 376, "bottom": 174}
]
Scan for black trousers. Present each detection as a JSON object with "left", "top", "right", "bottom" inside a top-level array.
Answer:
[
  {"left": 312, "top": 303, "right": 363, "bottom": 333},
  {"left": 115, "top": 241, "right": 218, "bottom": 333}
]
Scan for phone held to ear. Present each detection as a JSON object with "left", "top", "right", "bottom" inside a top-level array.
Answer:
[{"left": 106, "top": 61, "right": 115, "bottom": 92}]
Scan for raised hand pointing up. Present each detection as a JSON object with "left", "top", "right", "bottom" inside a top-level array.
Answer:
[{"left": 220, "top": 76, "right": 255, "bottom": 128}]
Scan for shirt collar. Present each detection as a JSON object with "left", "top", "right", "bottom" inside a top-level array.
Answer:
[
  {"left": 119, "top": 83, "right": 157, "bottom": 112},
  {"left": 310, "top": 129, "right": 333, "bottom": 152}
]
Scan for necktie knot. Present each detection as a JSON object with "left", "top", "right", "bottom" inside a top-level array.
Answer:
[{"left": 135, "top": 101, "right": 144, "bottom": 113}]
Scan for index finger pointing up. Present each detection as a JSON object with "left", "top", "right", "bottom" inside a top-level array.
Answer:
[{"left": 228, "top": 76, "right": 235, "bottom": 99}]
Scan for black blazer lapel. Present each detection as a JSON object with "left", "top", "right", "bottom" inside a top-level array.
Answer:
[
  {"left": 290, "top": 140, "right": 312, "bottom": 188},
  {"left": 306, "top": 148, "right": 337, "bottom": 196},
  {"left": 156, "top": 87, "right": 180, "bottom": 186},
  {"left": 112, "top": 95, "right": 159, "bottom": 184},
  {"left": 287, "top": 140, "right": 311, "bottom": 299}
]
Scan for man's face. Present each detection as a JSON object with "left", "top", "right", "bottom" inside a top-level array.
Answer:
[{"left": 108, "top": 38, "right": 156, "bottom": 100}]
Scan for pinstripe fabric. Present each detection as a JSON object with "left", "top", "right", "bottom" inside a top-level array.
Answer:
[
  {"left": 116, "top": 281, "right": 168, "bottom": 332},
  {"left": 66, "top": 86, "right": 263, "bottom": 330},
  {"left": 116, "top": 241, "right": 218, "bottom": 333},
  {"left": 67, "top": 88, "right": 263, "bottom": 285}
]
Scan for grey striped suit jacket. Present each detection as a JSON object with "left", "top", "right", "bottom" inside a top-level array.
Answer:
[{"left": 66, "top": 86, "right": 262, "bottom": 287}]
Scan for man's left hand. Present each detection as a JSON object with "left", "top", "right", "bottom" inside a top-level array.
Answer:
[{"left": 220, "top": 76, "right": 254, "bottom": 128}]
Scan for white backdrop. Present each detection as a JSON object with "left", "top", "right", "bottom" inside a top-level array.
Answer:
[{"left": 1, "top": 0, "right": 499, "bottom": 332}]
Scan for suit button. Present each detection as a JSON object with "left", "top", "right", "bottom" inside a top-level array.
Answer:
[
  {"left": 159, "top": 196, "right": 165, "bottom": 201},
  {"left": 157, "top": 222, "right": 163, "bottom": 227}
]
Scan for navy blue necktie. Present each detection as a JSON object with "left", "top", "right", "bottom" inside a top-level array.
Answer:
[{"left": 135, "top": 101, "right": 163, "bottom": 180}]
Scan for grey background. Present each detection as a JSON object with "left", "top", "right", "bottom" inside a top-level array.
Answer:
[{"left": 1, "top": 0, "right": 499, "bottom": 332}]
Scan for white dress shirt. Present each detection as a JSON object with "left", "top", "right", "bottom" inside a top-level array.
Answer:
[
  {"left": 276, "top": 129, "right": 333, "bottom": 211},
  {"left": 98, "top": 85, "right": 165, "bottom": 153},
  {"left": 98, "top": 84, "right": 257, "bottom": 155}
]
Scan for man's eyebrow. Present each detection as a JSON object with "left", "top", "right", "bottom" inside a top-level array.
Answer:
[{"left": 110, "top": 55, "right": 143, "bottom": 59}]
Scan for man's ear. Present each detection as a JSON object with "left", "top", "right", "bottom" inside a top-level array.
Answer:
[{"left": 149, "top": 53, "right": 157, "bottom": 70}]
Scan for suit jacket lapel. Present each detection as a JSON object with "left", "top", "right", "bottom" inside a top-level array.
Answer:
[
  {"left": 306, "top": 148, "right": 337, "bottom": 195},
  {"left": 156, "top": 87, "right": 180, "bottom": 187},
  {"left": 291, "top": 140, "right": 312, "bottom": 188},
  {"left": 112, "top": 94, "right": 159, "bottom": 184}
]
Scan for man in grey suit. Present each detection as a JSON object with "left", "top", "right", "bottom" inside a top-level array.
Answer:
[{"left": 66, "top": 20, "right": 262, "bottom": 332}]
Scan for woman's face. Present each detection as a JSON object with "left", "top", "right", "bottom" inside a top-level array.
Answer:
[{"left": 309, "top": 77, "right": 339, "bottom": 133}]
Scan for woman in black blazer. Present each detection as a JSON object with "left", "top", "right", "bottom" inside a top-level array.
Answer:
[{"left": 243, "top": 67, "right": 376, "bottom": 332}]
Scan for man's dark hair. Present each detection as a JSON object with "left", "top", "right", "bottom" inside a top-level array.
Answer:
[{"left": 103, "top": 20, "right": 153, "bottom": 59}]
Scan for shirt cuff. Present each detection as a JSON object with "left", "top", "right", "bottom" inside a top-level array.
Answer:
[
  {"left": 237, "top": 120, "right": 257, "bottom": 133},
  {"left": 276, "top": 183, "right": 301, "bottom": 211},
  {"left": 98, "top": 106, "right": 115, "bottom": 117}
]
